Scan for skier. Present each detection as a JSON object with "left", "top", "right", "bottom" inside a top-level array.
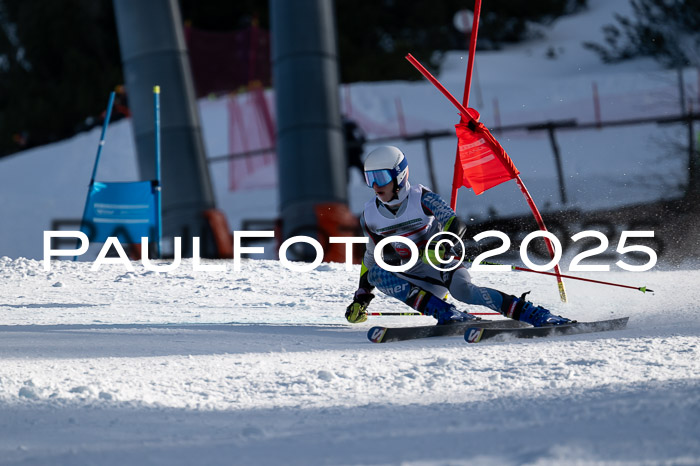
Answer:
[{"left": 345, "top": 145, "right": 573, "bottom": 327}]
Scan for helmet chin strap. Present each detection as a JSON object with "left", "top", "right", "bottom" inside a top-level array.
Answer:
[{"left": 379, "top": 181, "right": 410, "bottom": 207}]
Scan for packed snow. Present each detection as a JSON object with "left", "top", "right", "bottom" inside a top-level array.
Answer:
[{"left": 1, "top": 0, "right": 700, "bottom": 464}]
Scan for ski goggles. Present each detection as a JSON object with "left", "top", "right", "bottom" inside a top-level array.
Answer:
[{"left": 364, "top": 169, "right": 394, "bottom": 187}]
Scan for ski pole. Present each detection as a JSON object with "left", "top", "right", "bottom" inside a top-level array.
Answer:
[
  {"left": 367, "top": 311, "right": 500, "bottom": 317},
  {"left": 466, "top": 258, "right": 653, "bottom": 293},
  {"left": 508, "top": 265, "right": 654, "bottom": 293}
]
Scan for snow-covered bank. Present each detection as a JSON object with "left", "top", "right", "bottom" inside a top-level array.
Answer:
[{"left": 0, "top": 257, "right": 698, "bottom": 464}]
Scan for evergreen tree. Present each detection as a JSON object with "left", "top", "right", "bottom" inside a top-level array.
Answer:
[
  {"left": 0, "top": 0, "right": 123, "bottom": 156},
  {"left": 584, "top": 0, "right": 700, "bottom": 68},
  {"left": 335, "top": 0, "right": 588, "bottom": 83},
  {"left": 583, "top": 1, "right": 700, "bottom": 203}
]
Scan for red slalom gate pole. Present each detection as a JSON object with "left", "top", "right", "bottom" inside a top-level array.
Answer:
[
  {"left": 513, "top": 175, "right": 569, "bottom": 302},
  {"left": 405, "top": 53, "right": 569, "bottom": 303},
  {"left": 450, "top": 0, "right": 482, "bottom": 211},
  {"left": 461, "top": 0, "right": 481, "bottom": 116},
  {"left": 406, "top": 54, "right": 473, "bottom": 120}
]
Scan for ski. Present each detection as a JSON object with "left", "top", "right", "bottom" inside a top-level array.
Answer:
[
  {"left": 464, "top": 317, "right": 629, "bottom": 343},
  {"left": 368, "top": 319, "right": 529, "bottom": 343}
]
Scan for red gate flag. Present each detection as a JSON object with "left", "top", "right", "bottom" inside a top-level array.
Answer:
[
  {"left": 455, "top": 116, "right": 519, "bottom": 195},
  {"left": 406, "top": 52, "right": 569, "bottom": 303}
]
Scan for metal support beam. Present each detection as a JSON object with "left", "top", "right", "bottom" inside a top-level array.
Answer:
[
  {"left": 270, "top": 0, "right": 347, "bottom": 259},
  {"left": 527, "top": 119, "right": 576, "bottom": 206},
  {"left": 113, "top": 0, "right": 215, "bottom": 254}
]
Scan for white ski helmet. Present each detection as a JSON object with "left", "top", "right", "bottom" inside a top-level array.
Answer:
[
  {"left": 363, "top": 145, "right": 409, "bottom": 189},
  {"left": 363, "top": 146, "right": 410, "bottom": 206}
]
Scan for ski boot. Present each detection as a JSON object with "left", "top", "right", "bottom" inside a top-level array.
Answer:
[
  {"left": 422, "top": 294, "right": 479, "bottom": 325},
  {"left": 507, "top": 292, "right": 572, "bottom": 327}
]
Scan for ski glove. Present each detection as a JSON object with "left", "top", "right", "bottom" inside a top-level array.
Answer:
[{"left": 345, "top": 289, "right": 375, "bottom": 323}]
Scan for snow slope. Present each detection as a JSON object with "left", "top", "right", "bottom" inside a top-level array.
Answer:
[{"left": 0, "top": 257, "right": 698, "bottom": 464}]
